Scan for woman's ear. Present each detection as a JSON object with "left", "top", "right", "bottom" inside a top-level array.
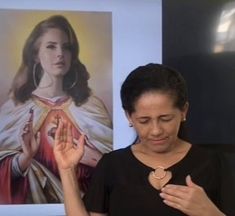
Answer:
[
  {"left": 182, "top": 102, "right": 189, "bottom": 121},
  {"left": 125, "top": 111, "right": 133, "bottom": 127}
]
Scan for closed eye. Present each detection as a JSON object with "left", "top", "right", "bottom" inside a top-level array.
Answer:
[
  {"left": 46, "top": 44, "right": 56, "bottom": 49},
  {"left": 137, "top": 118, "right": 150, "bottom": 124},
  {"left": 160, "top": 115, "right": 174, "bottom": 122}
]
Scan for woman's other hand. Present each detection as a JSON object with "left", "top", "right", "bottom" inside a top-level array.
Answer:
[
  {"left": 54, "top": 120, "right": 85, "bottom": 170},
  {"left": 160, "top": 175, "right": 225, "bottom": 216}
]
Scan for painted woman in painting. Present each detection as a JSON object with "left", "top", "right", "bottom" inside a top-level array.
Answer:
[{"left": 0, "top": 15, "right": 112, "bottom": 204}]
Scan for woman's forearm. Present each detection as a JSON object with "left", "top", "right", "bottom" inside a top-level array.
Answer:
[
  {"left": 60, "top": 167, "right": 90, "bottom": 216},
  {"left": 205, "top": 206, "right": 226, "bottom": 216}
]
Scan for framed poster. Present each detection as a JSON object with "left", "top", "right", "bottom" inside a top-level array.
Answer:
[{"left": 0, "top": 0, "right": 162, "bottom": 215}]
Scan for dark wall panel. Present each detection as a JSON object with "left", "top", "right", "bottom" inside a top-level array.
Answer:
[{"left": 163, "top": 0, "right": 235, "bottom": 146}]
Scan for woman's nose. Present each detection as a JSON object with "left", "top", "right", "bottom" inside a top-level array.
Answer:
[
  {"left": 150, "top": 122, "right": 163, "bottom": 136},
  {"left": 57, "top": 47, "right": 64, "bottom": 57}
]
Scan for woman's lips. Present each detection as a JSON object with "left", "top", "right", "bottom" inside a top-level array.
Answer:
[
  {"left": 55, "top": 61, "right": 65, "bottom": 66},
  {"left": 150, "top": 137, "right": 168, "bottom": 145}
]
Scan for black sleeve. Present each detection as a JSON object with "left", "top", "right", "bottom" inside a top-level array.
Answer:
[{"left": 83, "top": 154, "right": 110, "bottom": 213}]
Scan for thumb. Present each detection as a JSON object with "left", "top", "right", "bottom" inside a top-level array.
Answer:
[{"left": 186, "top": 175, "right": 199, "bottom": 188}]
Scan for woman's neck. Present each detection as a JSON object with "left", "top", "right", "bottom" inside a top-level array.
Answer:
[
  {"left": 132, "top": 140, "right": 191, "bottom": 168},
  {"left": 34, "top": 74, "right": 66, "bottom": 98},
  {"left": 33, "top": 88, "right": 67, "bottom": 99}
]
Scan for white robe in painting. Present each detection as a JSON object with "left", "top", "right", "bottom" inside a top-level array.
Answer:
[{"left": 0, "top": 94, "right": 112, "bottom": 204}]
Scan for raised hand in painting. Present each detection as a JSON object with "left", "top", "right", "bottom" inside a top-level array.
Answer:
[
  {"left": 20, "top": 108, "right": 40, "bottom": 171},
  {"left": 160, "top": 175, "right": 225, "bottom": 216},
  {"left": 53, "top": 120, "right": 85, "bottom": 170}
]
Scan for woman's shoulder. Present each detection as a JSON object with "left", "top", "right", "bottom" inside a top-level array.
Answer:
[
  {"left": 190, "top": 144, "right": 220, "bottom": 162},
  {"left": 94, "top": 146, "right": 132, "bottom": 173},
  {"left": 191, "top": 144, "right": 218, "bottom": 154},
  {"left": 101, "top": 146, "right": 131, "bottom": 162}
]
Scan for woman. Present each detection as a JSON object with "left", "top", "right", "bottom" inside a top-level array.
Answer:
[
  {"left": 0, "top": 15, "right": 112, "bottom": 204},
  {"left": 54, "top": 63, "right": 233, "bottom": 215}
]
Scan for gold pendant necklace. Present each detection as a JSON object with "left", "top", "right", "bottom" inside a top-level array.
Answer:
[{"left": 151, "top": 166, "right": 167, "bottom": 180}]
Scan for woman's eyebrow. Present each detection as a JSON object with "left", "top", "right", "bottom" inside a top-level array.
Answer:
[{"left": 46, "top": 41, "right": 57, "bottom": 44}]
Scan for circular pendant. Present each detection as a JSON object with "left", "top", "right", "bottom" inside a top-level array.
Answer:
[{"left": 151, "top": 166, "right": 167, "bottom": 180}]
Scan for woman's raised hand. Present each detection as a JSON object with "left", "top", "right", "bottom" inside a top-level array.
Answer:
[{"left": 54, "top": 119, "right": 85, "bottom": 170}]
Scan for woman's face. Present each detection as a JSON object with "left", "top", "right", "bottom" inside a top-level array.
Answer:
[
  {"left": 126, "top": 91, "right": 188, "bottom": 154},
  {"left": 36, "top": 28, "right": 72, "bottom": 77}
]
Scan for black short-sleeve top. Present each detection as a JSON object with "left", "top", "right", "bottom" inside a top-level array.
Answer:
[{"left": 83, "top": 144, "right": 234, "bottom": 216}]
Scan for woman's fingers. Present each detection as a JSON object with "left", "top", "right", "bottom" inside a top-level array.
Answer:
[
  {"left": 64, "top": 122, "right": 74, "bottom": 150},
  {"left": 163, "top": 184, "right": 189, "bottom": 193},
  {"left": 161, "top": 184, "right": 189, "bottom": 205},
  {"left": 160, "top": 177, "right": 210, "bottom": 216},
  {"left": 54, "top": 120, "right": 77, "bottom": 150},
  {"left": 67, "top": 123, "right": 73, "bottom": 143},
  {"left": 53, "top": 120, "right": 86, "bottom": 169},
  {"left": 160, "top": 187, "right": 190, "bottom": 213}
]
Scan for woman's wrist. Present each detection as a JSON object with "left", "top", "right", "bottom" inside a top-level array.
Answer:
[
  {"left": 58, "top": 165, "right": 77, "bottom": 176},
  {"left": 204, "top": 206, "right": 226, "bottom": 216}
]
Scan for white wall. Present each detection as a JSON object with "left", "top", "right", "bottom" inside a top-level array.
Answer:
[{"left": 112, "top": 0, "right": 162, "bottom": 149}]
